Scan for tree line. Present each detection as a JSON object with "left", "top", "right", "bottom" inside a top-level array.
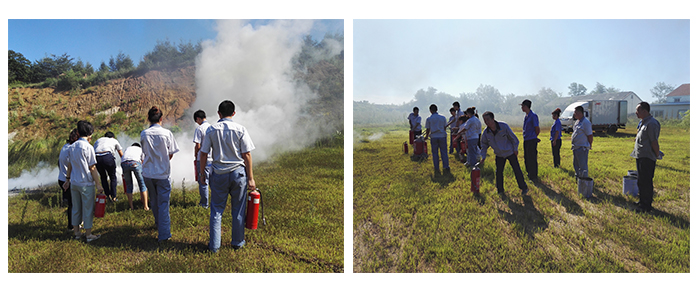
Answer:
[
  {"left": 8, "top": 39, "right": 203, "bottom": 90},
  {"left": 354, "top": 80, "right": 680, "bottom": 126}
]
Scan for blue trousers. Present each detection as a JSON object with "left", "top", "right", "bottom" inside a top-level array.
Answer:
[
  {"left": 196, "top": 160, "right": 212, "bottom": 208},
  {"left": 121, "top": 160, "right": 146, "bottom": 194},
  {"left": 209, "top": 167, "right": 248, "bottom": 252},
  {"left": 430, "top": 137, "right": 449, "bottom": 171},
  {"left": 573, "top": 147, "right": 589, "bottom": 178},
  {"left": 144, "top": 177, "right": 172, "bottom": 241},
  {"left": 467, "top": 138, "right": 480, "bottom": 166}
]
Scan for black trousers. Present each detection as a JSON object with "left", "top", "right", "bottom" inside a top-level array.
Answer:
[
  {"left": 495, "top": 153, "right": 528, "bottom": 193},
  {"left": 58, "top": 179, "right": 72, "bottom": 229},
  {"left": 636, "top": 158, "right": 656, "bottom": 208},
  {"left": 96, "top": 153, "right": 118, "bottom": 199},
  {"left": 523, "top": 139, "right": 538, "bottom": 180},
  {"left": 551, "top": 139, "right": 562, "bottom": 167}
]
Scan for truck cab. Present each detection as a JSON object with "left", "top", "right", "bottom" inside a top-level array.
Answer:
[{"left": 560, "top": 101, "right": 588, "bottom": 133}]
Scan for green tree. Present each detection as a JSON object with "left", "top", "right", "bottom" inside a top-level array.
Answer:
[
  {"left": 650, "top": 82, "right": 677, "bottom": 103},
  {"left": 109, "top": 51, "right": 134, "bottom": 72},
  {"left": 8, "top": 50, "right": 32, "bottom": 83},
  {"left": 31, "top": 53, "right": 74, "bottom": 82},
  {"left": 474, "top": 84, "right": 504, "bottom": 112},
  {"left": 568, "top": 82, "right": 587, "bottom": 96},
  {"left": 99, "top": 61, "right": 110, "bottom": 73}
]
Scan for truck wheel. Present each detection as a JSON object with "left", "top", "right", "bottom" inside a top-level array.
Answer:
[{"left": 607, "top": 125, "right": 617, "bottom": 134}]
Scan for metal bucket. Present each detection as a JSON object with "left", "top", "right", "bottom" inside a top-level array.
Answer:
[
  {"left": 623, "top": 175, "right": 638, "bottom": 197},
  {"left": 578, "top": 177, "right": 594, "bottom": 198}
]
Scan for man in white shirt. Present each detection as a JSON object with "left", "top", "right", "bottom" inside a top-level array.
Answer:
[
  {"left": 193, "top": 110, "right": 213, "bottom": 208},
  {"left": 407, "top": 107, "right": 421, "bottom": 144},
  {"left": 425, "top": 104, "right": 449, "bottom": 174},
  {"left": 58, "top": 129, "right": 79, "bottom": 231},
  {"left": 141, "top": 106, "right": 180, "bottom": 242},
  {"left": 63, "top": 121, "right": 104, "bottom": 242},
  {"left": 199, "top": 100, "right": 256, "bottom": 252},
  {"left": 93, "top": 131, "right": 123, "bottom": 202}
]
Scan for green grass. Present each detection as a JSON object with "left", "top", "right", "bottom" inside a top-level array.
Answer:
[
  {"left": 353, "top": 124, "right": 689, "bottom": 272},
  {"left": 8, "top": 144, "right": 344, "bottom": 273}
]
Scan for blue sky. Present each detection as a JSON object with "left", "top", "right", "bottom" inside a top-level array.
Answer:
[
  {"left": 8, "top": 19, "right": 344, "bottom": 69},
  {"left": 354, "top": 19, "right": 690, "bottom": 104}
]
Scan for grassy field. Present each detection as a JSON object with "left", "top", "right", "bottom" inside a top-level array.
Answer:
[
  {"left": 8, "top": 144, "right": 343, "bottom": 273},
  {"left": 353, "top": 123, "right": 689, "bottom": 272}
]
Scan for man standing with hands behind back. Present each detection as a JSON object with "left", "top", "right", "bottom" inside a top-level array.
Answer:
[
  {"left": 199, "top": 100, "right": 256, "bottom": 252},
  {"left": 520, "top": 99, "right": 540, "bottom": 182},
  {"left": 631, "top": 102, "right": 661, "bottom": 213}
]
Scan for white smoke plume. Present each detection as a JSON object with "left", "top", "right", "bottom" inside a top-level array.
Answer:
[
  {"left": 8, "top": 161, "right": 59, "bottom": 191},
  {"left": 191, "top": 19, "right": 321, "bottom": 162}
]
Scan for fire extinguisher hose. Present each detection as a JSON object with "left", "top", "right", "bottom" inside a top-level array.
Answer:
[{"left": 258, "top": 188, "right": 267, "bottom": 226}]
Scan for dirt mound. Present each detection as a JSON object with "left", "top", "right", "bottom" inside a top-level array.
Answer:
[{"left": 8, "top": 67, "right": 197, "bottom": 141}]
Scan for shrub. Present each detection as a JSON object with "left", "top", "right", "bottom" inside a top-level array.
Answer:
[
  {"left": 111, "top": 111, "right": 127, "bottom": 125},
  {"left": 56, "top": 70, "right": 82, "bottom": 91}
]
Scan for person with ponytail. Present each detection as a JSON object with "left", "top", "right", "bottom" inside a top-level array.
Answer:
[
  {"left": 140, "top": 106, "right": 180, "bottom": 242},
  {"left": 550, "top": 108, "right": 562, "bottom": 167}
]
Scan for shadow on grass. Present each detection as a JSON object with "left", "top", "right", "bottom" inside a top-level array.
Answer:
[
  {"left": 430, "top": 168, "right": 455, "bottom": 187},
  {"left": 595, "top": 131, "right": 636, "bottom": 138},
  {"left": 536, "top": 181, "right": 584, "bottom": 216},
  {"left": 656, "top": 164, "right": 689, "bottom": 174},
  {"left": 585, "top": 185, "right": 689, "bottom": 229},
  {"left": 8, "top": 220, "right": 210, "bottom": 253},
  {"left": 497, "top": 191, "right": 549, "bottom": 239}
]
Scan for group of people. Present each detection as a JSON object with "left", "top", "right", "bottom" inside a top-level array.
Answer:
[
  {"left": 409, "top": 100, "right": 661, "bottom": 213},
  {"left": 58, "top": 100, "right": 257, "bottom": 251}
]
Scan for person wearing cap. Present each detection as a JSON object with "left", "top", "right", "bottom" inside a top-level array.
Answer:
[
  {"left": 93, "top": 131, "right": 124, "bottom": 202},
  {"left": 571, "top": 105, "right": 593, "bottom": 178},
  {"left": 199, "top": 100, "right": 256, "bottom": 252},
  {"left": 408, "top": 107, "right": 422, "bottom": 143},
  {"left": 520, "top": 99, "right": 540, "bottom": 182},
  {"left": 550, "top": 108, "right": 563, "bottom": 167},
  {"left": 631, "top": 102, "right": 661, "bottom": 213},
  {"left": 479, "top": 111, "right": 528, "bottom": 196},
  {"left": 425, "top": 104, "right": 449, "bottom": 174}
]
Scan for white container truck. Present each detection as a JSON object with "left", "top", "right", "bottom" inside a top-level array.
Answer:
[{"left": 560, "top": 100, "right": 627, "bottom": 134}]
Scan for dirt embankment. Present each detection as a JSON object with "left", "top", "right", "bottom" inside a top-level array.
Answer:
[{"left": 8, "top": 67, "right": 197, "bottom": 141}]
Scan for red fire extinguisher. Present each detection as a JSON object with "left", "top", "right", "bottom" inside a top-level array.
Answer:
[
  {"left": 409, "top": 131, "right": 415, "bottom": 145},
  {"left": 95, "top": 192, "right": 107, "bottom": 218},
  {"left": 471, "top": 162, "right": 481, "bottom": 193},
  {"left": 403, "top": 141, "right": 408, "bottom": 154},
  {"left": 460, "top": 138, "right": 467, "bottom": 155},
  {"left": 245, "top": 188, "right": 266, "bottom": 229}
]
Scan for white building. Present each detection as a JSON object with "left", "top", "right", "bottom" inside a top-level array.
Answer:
[{"left": 650, "top": 83, "right": 690, "bottom": 119}]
